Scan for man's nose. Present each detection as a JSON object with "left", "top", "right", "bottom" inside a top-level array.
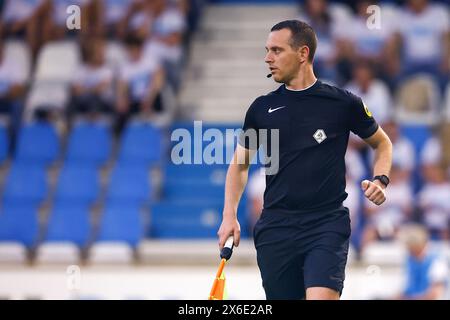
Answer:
[{"left": 265, "top": 52, "right": 273, "bottom": 63}]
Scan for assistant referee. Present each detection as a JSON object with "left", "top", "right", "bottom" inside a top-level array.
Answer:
[{"left": 217, "top": 20, "right": 393, "bottom": 300}]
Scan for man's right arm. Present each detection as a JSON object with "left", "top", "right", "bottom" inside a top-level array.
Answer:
[{"left": 217, "top": 144, "right": 257, "bottom": 250}]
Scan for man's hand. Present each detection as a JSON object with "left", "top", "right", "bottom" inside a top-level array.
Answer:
[
  {"left": 361, "top": 180, "right": 386, "bottom": 205},
  {"left": 217, "top": 215, "right": 241, "bottom": 250}
]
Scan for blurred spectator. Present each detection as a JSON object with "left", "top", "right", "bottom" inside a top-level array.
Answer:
[
  {"left": 115, "top": 33, "right": 165, "bottom": 134},
  {"left": 345, "top": 59, "right": 393, "bottom": 125},
  {"left": 417, "top": 163, "right": 450, "bottom": 240},
  {"left": 395, "top": 223, "right": 448, "bottom": 300},
  {"left": 334, "top": 0, "right": 397, "bottom": 85},
  {"left": 0, "top": 37, "right": 26, "bottom": 150},
  {"left": 1, "top": 0, "right": 49, "bottom": 59},
  {"left": 68, "top": 37, "right": 113, "bottom": 119},
  {"left": 360, "top": 164, "right": 414, "bottom": 249},
  {"left": 96, "top": 0, "right": 137, "bottom": 39},
  {"left": 247, "top": 167, "right": 265, "bottom": 234},
  {"left": 145, "top": 0, "right": 187, "bottom": 92},
  {"left": 297, "top": 0, "right": 339, "bottom": 82},
  {"left": 392, "top": 0, "right": 449, "bottom": 91}
]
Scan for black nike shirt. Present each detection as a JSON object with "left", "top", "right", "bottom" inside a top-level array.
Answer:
[{"left": 239, "top": 80, "right": 378, "bottom": 215}]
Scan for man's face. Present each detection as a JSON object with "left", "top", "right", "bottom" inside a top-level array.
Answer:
[{"left": 265, "top": 29, "right": 302, "bottom": 84}]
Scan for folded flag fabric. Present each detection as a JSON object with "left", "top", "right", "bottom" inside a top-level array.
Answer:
[{"left": 209, "top": 258, "right": 227, "bottom": 300}]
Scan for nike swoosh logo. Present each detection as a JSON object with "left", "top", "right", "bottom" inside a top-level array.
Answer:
[{"left": 268, "top": 106, "right": 286, "bottom": 113}]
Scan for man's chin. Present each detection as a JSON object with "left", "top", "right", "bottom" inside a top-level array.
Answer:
[{"left": 273, "top": 76, "right": 284, "bottom": 83}]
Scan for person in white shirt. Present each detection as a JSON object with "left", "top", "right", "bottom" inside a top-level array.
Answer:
[
  {"left": 116, "top": 33, "right": 165, "bottom": 133},
  {"left": 69, "top": 37, "right": 113, "bottom": 118},
  {"left": 418, "top": 164, "right": 450, "bottom": 240}
]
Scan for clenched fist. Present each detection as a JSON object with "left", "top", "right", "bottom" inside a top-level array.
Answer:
[{"left": 361, "top": 180, "right": 386, "bottom": 205}]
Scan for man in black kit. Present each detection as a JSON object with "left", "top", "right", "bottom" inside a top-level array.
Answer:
[{"left": 217, "top": 20, "right": 393, "bottom": 300}]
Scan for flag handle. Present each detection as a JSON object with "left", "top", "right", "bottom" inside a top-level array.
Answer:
[{"left": 220, "top": 237, "right": 234, "bottom": 260}]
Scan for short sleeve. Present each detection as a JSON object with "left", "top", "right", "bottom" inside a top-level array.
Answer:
[
  {"left": 238, "top": 99, "right": 261, "bottom": 150},
  {"left": 348, "top": 93, "right": 379, "bottom": 139}
]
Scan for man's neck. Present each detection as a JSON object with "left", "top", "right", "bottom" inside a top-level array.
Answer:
[{"left": 285, "top": 66, "right": 317, "bottom": 91}]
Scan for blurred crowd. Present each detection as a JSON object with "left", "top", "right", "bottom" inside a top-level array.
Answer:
[{"left": 0, "top": 0, "right": 205, "bottom": 144}]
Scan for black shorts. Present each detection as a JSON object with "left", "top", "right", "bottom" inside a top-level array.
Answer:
[{"left": 253, "top": 205, "right": 351, "bottom": 300}]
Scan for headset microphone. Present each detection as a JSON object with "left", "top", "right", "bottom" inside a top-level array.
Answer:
[{"left": 266, "top": 73, "right": 272, "bottom": 78}]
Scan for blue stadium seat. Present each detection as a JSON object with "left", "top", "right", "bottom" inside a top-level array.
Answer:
[
  {"left": 66, "top": 121, "right": 112, "bottom": 166},
  {"left": 0, "top": 124, "right": 8, "bottom": 163},
  {"left": 3, "top": 164, "right": 47, "bottom": 205},
  {"left": 0, "top": 203, "right": 38, "bottom": 247},
  {"left": 170, "top": 122, "right": 241, "bottom": 135},
  {"left": 163, "top": 164, "right": 228, "bottom": 184},
  {"left": 55, "top": 164, "right": 99, "bottom": 205},
  {"left": 97, "top": 202, "right": 144, "bottom": 247},
  {"left": 45, "top": 202, "right": 91, "bottom": 247},
  {"left": 163, "top": 180, "right": 224, "bottom": 202},
  {"left": 107, "top": 164, "right": 151, "bottom": 205},
  {"left": 118, "top": 121, "right": 162, "bottom": 166},
  {"left": 163, "top": 163, "right": 263, "bottom": 184},
  {"left": 15, "top": 121, "right": 59, "bottom": 165},
  {"left": 150, "top": 201, "right": 249, "bottom": 239}
]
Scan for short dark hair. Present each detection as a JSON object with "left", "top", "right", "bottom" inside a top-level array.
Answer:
[{"left": 271, "top": 20, "right": 317, "bottom": 62}]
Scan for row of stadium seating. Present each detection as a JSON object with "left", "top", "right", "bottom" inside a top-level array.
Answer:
[{"left": 0, "top": 119, "right": 254, "bottom": 263}]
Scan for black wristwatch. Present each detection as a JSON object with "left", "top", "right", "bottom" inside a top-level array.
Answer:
[{"left": 373, "top": 175, "right": 390, "bottom": 187}]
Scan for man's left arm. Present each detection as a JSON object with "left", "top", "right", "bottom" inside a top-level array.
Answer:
[{"left": 362, "top": 126, "right": 393, "bottom": 205}]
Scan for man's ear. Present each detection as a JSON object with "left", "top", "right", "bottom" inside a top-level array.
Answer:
[{"left": 298, "top": 45, "right": 310, "bottom": 63}]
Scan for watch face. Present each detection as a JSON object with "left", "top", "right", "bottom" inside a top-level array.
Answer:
[
  {"left": 380, "top": 176, "right": 389, "bottom": 186},
  {"left": 374, "top": 176, "right": 389, "bottom": 186}
]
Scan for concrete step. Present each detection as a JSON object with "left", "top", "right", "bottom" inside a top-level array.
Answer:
[
  {"left": 189, "top": 46, "right": 266, "bottom": 60},
  {"left": 193, "top": 29, "right": 270, "bottom": 43},
  {"left": 180, "top": 86, "right": 274, "bottom": 103},
  {"left": 181, "top": 76, "right": 274, "bottom": 88},
  {"left": 203, "top": 5, "right": 296, "bottom": 25}
]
